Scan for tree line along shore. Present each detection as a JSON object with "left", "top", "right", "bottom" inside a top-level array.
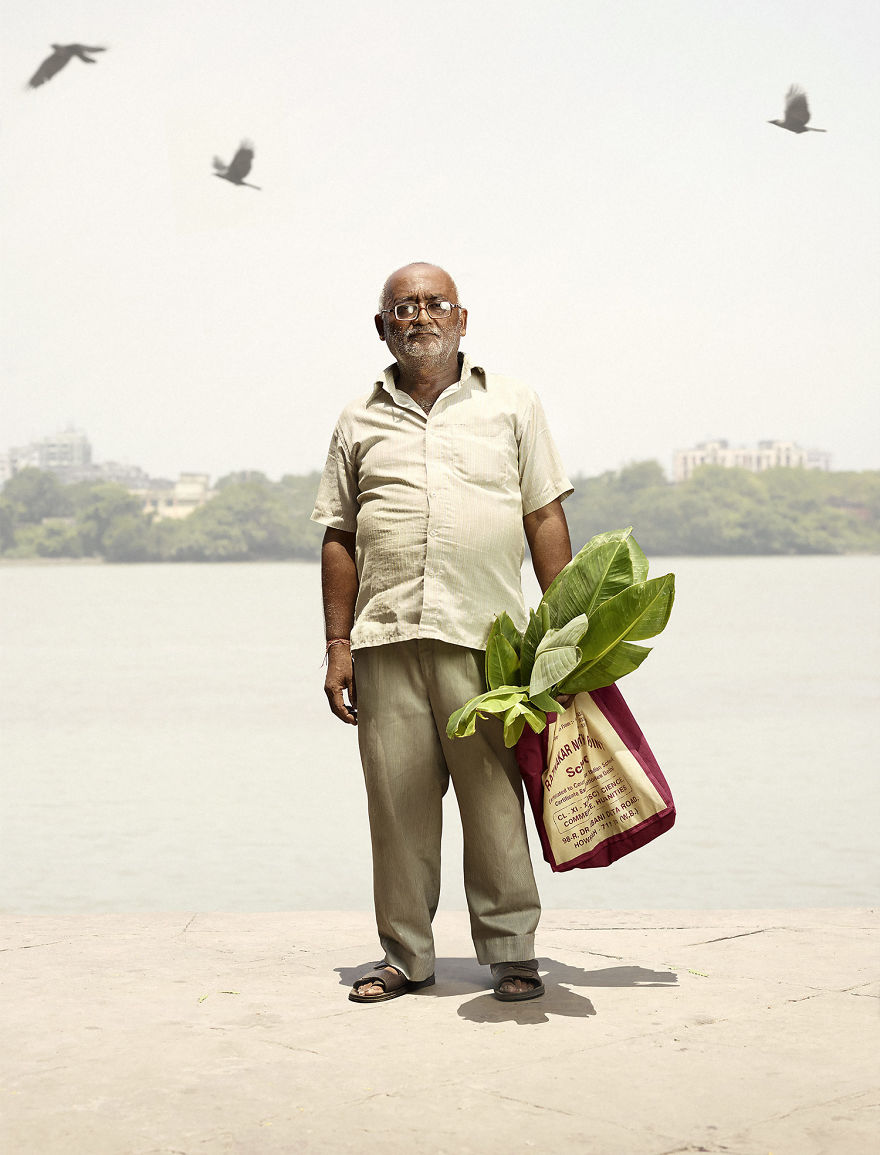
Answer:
[{"left": 1, "top": 462, "right": 878, "bottom": 563}]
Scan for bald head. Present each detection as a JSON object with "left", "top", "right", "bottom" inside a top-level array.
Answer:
[
  {"left": 378, "top": 262, "right": 460, "bottom": 312},
  {"left": 375, "top": 261, "right": 467, "bottom": 380}
]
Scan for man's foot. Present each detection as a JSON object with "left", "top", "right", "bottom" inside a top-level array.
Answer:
[
  {"left": 348, "top": 963, "right": 435, "bottom": 1003},
  {"left": 490, "top": 960, "right": 545, "bottom": 1001}
]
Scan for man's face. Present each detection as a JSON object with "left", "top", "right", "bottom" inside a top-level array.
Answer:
[{"left": 376, "top": 265, "right": 467, "bottom": 371}]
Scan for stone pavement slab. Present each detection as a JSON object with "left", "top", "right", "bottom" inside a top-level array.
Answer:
[{"left": 1, "top": 910, "right": 877, "bottom": 1154}]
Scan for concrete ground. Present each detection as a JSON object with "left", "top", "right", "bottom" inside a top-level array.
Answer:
[{"left": 1, "top": 909, "right": 877, "bottom": 1154}]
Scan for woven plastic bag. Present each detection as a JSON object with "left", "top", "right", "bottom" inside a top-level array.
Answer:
[{"left": 515, "top": 684, "right": 675, "bottom": 871}]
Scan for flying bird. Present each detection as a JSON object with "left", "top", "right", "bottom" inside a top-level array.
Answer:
[
  {"left": 768, "top": 85, "right": 826, "bottom": 133},
  {"left": 212, "top": 141, "right": 261, "bottom": 189},
  {"left": 27, "top": 44, "right": 107, "bottom": 89}
]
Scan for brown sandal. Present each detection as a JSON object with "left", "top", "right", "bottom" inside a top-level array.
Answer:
[
  {"left": 349, "top": 963, "right": 436, "bottom": 1003},
  {"left": 490, "top": 960, "right": 545, "bottom": 1002}
]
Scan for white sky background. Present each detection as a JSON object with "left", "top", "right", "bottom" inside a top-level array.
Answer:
[{"left": 2, "top": 0, "right": 878, "bottom": 482}]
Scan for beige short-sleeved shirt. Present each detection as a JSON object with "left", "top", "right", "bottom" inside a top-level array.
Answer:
[{"left": 311, "top": 354, "right": 573, "bottom": 652}]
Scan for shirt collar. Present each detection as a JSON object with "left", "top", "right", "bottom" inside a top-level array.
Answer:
[{"left": 371, "top": 353, "right": 485, "bottom": 401}]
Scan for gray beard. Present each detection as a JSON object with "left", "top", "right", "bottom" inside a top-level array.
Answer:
[{"left": 386, "top": 325, "right": 459, "bottom": 369}]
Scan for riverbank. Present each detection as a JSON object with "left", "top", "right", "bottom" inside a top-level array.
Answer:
[
  {"left": 4, "top": 465, "right": 879, "bottom": 561},
  {"left": 2, "top": 909, "right": 876, "bottom": 1154}
]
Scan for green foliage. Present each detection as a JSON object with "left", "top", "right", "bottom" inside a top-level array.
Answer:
[
  {"left": 448, "top": 529, "right": 676, "bottom": 746},
  {"left": 2, "top": 520, "right": 83, "bottom": 559},
  {"left": 485, "top": 620, "right": 520, "bottom": 689},
  {"left": 529, "top": 614, "right": 590, "bottom": 695},
  {"left": 563, "top": 463, "right": 880, "bottom": 555},
  {"left": 74, "top": 485, "right": 144, "bottom": 556},
  {"left": 1, "top": 468, "right": 71, "bottom": 523},
  {"left": 558, "top": 575, "right": 674, "bottom": 692},
  {"left": 103, "top": 516, "right": 153, "bottom": 563},
  {"left": 0, "top": 502, "right": 15, "bottom": 552},
  {"left": 3, "top": 463, "right": 878, "bottom": 563},
  {"left": 0, "top": 470, "right": 327, "bottom": 563},
  {"left": 540, "top": 530, "right": 648, "bottom": 629}
]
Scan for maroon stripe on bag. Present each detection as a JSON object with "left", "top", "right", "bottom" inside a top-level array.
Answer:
[{"left": 515, "top": 683, "right": 675, "bottom": 873}]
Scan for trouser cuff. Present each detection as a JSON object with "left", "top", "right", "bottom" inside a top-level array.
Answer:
[
  {"left": 380, "top": 942, "right": 436, "bottom": 984},
  {"left": 474, "top": 934, "right": 536, "bottom": 966}
]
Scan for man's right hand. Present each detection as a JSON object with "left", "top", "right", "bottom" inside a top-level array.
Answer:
[{"left": 324, "top": 647, "right": 357, "bottom": 725}]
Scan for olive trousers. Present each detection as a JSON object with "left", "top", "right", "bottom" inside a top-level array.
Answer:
[{"left": 354, "top": 639, "right": 541, "bottom": 982}]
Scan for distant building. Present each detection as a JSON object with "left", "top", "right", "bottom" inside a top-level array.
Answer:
[
  {"left": 673, "top": 439, "right": 832, "bottom": 483},
  {"left": 137, "top": 473, "right": 215, "bottom": 520},
  {"left": 1, "top": 429, "right": 209, "bottom": 516},
  {"left": 2, "top": 426, "right": 93, "bottom": 483},
  {"left": 93, "top": 461, "right": 153, "bottom": 488}
]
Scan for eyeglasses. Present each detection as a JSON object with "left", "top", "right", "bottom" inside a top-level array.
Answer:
[{"left": 381, "top": 300, "right": 463, "bottom": 322}]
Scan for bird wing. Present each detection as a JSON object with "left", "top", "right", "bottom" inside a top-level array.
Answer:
[
  {"left": 27, "top": 48, "right": 69, "bottom": 88},
  {"left": 71, "top": 45, "right": 107, "bottom": 61},
  {"left": 784, "top": 85, "right": 811, "bottom": 129},
  {"left": 75, "top": 45, "right": 107, "bottom": 53},
  {"left": 226, "top": 143, "right": 254, "bottom": 182}
]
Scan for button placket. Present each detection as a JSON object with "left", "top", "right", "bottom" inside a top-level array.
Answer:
[{"left": 421, "top": 414, "right": 443, "bottom": 615}]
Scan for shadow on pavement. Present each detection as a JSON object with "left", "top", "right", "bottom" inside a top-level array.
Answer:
[
  {"left": 336, "top": 956, "right": 678, "bottom": 1023},
  {"left": 457, "top": 958, "right": 678, "bottom": 1024}
]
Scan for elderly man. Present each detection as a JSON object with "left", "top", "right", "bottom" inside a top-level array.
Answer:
[{"left": 311, "top": 262, "right": 573, "bottom": 1003}]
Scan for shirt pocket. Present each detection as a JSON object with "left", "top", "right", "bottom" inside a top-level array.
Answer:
[{"left": 444, "top": 413, "right": 518, "bottom": 490}]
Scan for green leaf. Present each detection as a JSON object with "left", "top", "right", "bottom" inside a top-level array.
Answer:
[
  {"left": 446, "top": 701, "right": 471, "bottom": 737},
  {"left": 502, "top": 710, "right": 526, "bottom": 748},
  {"left": 578, "top": 574, "right": 675, "bottom": 663},
  {"left": 520, "top": 701, "right": 548, "bottom": 734},
  {"left": 495, "top": 611, "right": 523, "bottom": 659},
  {"left": 447, "top": 698, "right": 485, "bottom": 738},
  {"left": 586, "top": 527, "right": 649, "bottom": 583},
  {"left": 483, "top": 617, "right": 502, "bottom": 686},
  {"left": 624, "top": 536, "right": 649, "bottom": 584},
  {"left": 529, "top": 646, "right": 581, "bottom": 695},
  {"left": 527, "top": 613, "right": 589, "bottom": 695},
  {"left": 520, "top": 603, "right": 551, "bottom": 684},
  {"left": 485, "top": 630, "right": 520, "bottom": 690},
  {"left": 558, "top": 641, "right": 652, "bottom": 693},
  {"left": 446, "top": 687, "right": 528, "bottom": 739},
  {"left": 539, "top": 530, "right": 642, "bottom": 627},
  {"left": 474, "top": 686, "right": 529, "bottom": 707},
  {"left": 447, "top": 532, "right": 673, "bottom": 741},
  {"left": 456, "top": 711, "right": 478, "bottom": 737},
  {"left": 534, "top": 613, "right": 590, "bottom": 654},
  {"left": 529, "top": 690, "right": 565, "bottom": 714}
]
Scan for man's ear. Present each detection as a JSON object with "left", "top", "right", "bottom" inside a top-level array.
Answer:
[
  {"left": 459, "top": 308, "right": 468, "bottom": 338},
  {"left": 374, "top": 314, "right": 387, "bottom": 341}
]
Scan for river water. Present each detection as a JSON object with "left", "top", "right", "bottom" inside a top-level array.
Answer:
[{"left": 1, "top": 556, "right": 877, "bottom": 913}]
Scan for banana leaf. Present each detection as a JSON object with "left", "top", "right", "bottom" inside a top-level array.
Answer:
[
  {"left": 540, "top": 528, "right": 648, "bottom": 628},
  {"left": 446, "top": 686, "right": 528, "bottom": 738},
  {"left": 557, "top": 640, "right": 652, "bottom": 693},
  {"left": 587, "top": 527, "right": 649, "bottom": 584},
  {"left": 519, "top": 602, "right": 551, "bottom": 684},
  {"left": 446, "top": 529, "right": 674, "bottom": 744},
  {"left": 501, "top": 699, "right": 548, "bottom": 746},
  {"left": 485, "top": 625, "right": 520, "bottom": 689},
  {"left": 529, "top": 689, "right": 565, "bottom": 714},
  {"left": 495, "top": 611, "right": 523, "bottom": 658},
  {"left": 503, "top": 710, "right": 527, "bottom": 747},
  {"left": 577, "top": 575, "right": 675, "bottom": 663},
  {"left": 528, "top": 614, "right": 589, "bottom": 695},
  {"left": 518, "top": 700, "right": 549, "bottom": 735}
]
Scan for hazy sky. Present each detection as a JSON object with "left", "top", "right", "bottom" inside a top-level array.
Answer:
[{"left": 2, "top": 0, "right": 878, "bottom": 482}]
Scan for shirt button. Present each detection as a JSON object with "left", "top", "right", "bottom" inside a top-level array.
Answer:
[{"left": 430, "top": 529, "right": 438, "bottom": 537}]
